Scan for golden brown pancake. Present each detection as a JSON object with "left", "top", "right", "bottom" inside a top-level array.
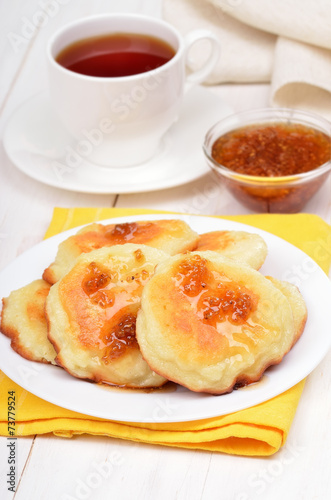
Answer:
[
  {"left": 1, "top": 279, "right": 57, "bottom": 364},
  {"left": 196, "top": 230, "right": 268, "bottom": 269},
  {"left": 46, "top": 244, "right": 169, "bottom": 388},
  {"left": 43, "top": 219, "right": 199, "bottom": 284},
  {"left": 136, "top": 251, "right": 303, "bottom": 394}
]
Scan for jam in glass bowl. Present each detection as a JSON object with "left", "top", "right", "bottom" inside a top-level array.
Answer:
[{"left": 203, "top": 108, "right": 331, "bottom": 213}]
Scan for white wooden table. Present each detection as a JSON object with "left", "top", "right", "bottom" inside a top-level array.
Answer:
[{"left": 1, "top": 1, "right": 331, "bottom": 499}]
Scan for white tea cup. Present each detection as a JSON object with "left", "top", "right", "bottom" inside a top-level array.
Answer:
[{"left": 47, "top": 13, "right": 220, "bottom": 167}]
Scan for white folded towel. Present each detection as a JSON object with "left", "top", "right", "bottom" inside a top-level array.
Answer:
[{"left": 163, "top": 0, "right": 331, "bottom": 119}]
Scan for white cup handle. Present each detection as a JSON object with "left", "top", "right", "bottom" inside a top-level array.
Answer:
[{"left": 184, "top": 29, "right": 220, "bottom": 93}]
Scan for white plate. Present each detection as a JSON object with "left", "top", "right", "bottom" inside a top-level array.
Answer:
[
  {"left": 3, "top": 87, "right": 233, "bottom": 194},
  {"left": 1, "top": 214, "right": 331, "bottom": 423}
]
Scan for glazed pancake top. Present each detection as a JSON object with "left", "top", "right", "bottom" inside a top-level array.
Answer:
[
  {"left": 46, "top": 244, "right": 169, "bottom": 388},
  {"left": 137, "top": 251, "right": 305, "bottom": 394},
  {"left": 43, "top": 219, "right": 199, "bottom": 284}
]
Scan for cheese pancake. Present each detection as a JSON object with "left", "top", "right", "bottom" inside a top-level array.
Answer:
[
  {"left": 1, "top": 279, "right": 57, "bottom": 364},
  {"left": 46, "top": 244, "right": 168, "bottom": 388},
  {"left": 43, "top": 219, "right": 199, "bottom": 284},
  {"left": 136, "top": 251, "right": 302, "bottom": 394},
  {"left": 196, "top": 230, "right": 267, "bottom": 269}
]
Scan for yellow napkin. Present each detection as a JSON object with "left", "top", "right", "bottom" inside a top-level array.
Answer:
[{"left": 1, "top": 208, "right": 331, "bottom": 457}]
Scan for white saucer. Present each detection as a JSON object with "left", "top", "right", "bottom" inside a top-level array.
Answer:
[{"left": 3, "top": 87, "right": 233, "bottom": 194}]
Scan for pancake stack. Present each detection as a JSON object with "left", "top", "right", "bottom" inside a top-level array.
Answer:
[{"left": 0, "top": 219, "right": 307, "bottom": 394}]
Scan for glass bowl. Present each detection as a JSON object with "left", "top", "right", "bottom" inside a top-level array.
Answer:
[{"left": 203, "top": 108, "right": 331, "bottom": 213}]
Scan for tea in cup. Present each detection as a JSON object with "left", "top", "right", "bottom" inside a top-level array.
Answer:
[{"left": 47, "top": 13, "right": 220, "bottom": 167}]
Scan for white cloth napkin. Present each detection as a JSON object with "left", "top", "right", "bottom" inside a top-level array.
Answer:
[{"left": 163, "top": 0, "right": 331, "bottom": 119}]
